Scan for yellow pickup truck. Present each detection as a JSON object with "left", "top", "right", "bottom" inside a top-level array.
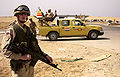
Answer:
[{"left": 38, "top": 19, "right": 104, "bottom": 40}]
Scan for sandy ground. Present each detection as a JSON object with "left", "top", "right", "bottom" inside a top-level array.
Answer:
[{"left": 0, "top": 16, "right": 120, "bottom": 77}]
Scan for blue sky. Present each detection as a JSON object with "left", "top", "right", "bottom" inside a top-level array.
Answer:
[{"left": 0, "top": 0, "right": 119, "bottom": 17}]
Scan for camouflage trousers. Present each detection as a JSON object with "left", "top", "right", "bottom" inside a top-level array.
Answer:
[{"left": 11, "top": 61, "right": 34, "bottom": 77}]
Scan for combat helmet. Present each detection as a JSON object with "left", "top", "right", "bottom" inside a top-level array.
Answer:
[{"left": 14, "top": 5, "right": 30, "bottom": 16}]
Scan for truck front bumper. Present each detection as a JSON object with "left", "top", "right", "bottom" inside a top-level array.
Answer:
[{"left": 99, "top": 30, "right": 104, "bottom": 35}]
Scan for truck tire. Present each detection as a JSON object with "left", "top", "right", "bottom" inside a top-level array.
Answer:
[
  {"left": 48, "top": 32, "right": 58, "bottom": 40},
  {"left": 87, "top": 31, "right": 98, "bottom": 40}
]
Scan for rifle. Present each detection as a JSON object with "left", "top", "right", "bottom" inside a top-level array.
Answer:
[
  {"left": 21, "top": 45, "right": 62, "bottom": 71},
  {"left": 30, "top": 50, "right": 62, "bottom": 71},
  {"left": 7, "top": 43, "right": 62, "bottom": 71}
]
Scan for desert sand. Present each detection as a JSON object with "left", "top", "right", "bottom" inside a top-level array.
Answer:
[{"left": 0, "top": 16, "right": 120, "bottom": 77}]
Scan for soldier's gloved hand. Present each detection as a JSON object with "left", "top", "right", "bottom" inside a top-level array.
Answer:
[
  {"left": 20, "top": 54, "right": 31, "bottom": 60},
  {"left": 46, "top": 55, "right": 53, "bottom": 64}
]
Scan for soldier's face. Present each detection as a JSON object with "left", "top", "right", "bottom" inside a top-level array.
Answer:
[{"left": 18, "top": 14, "right": 28, "bottom": 22}]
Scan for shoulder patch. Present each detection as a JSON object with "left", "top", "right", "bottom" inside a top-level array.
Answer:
[{"left": 1, "top": 34, "right": 10, "bottom": 49}]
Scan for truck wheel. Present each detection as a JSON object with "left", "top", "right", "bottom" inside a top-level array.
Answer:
[
  {"left": 87, "top": 31, "right": 98, "bottom": 40},
  {"left": 48, "top": 32, "right": 58, "bottom": 40}
]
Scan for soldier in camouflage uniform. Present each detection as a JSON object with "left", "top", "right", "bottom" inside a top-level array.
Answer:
[
  {"left": 44, "top": 9, "right": 57, "bottom": 22},
  {"left": 1, "top": 5, "right": 53, "bottom": 77}
]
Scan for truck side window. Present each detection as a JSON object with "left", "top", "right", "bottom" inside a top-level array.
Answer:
[
  {"left": 73, "top": 20, "right": 85, "bottom": 26},
  {"left": 62, "top": 20, "right": 70, "bottom": 26}
]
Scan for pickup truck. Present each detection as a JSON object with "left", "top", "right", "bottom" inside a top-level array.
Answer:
[{"left": 38, "top": 19, "right": 104, "bottom": 40}]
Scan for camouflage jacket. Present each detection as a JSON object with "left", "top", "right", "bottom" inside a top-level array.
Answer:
[{"left": 1, "top": 23, "right": 47, "bottom": 61}]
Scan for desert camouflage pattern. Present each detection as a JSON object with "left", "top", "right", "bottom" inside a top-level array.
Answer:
[{"left": 1, "top": 23, "right": 34, "bottom": 77}]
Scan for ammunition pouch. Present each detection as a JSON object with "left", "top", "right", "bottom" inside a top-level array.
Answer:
[
  {"left": 7, "top": 42, "right": 28, "bottom": 54},
  {"left": 8, "top": 42, "right": 39, "bottom": 67},
  {"left": 10, "top": 59, "right": 31, "bottom": 72},
  {"left": 7, "top": 43, "right": 22, "bottom": 53},
  {"left": 10, "top": 59, "right": 23, "bottom": 71},
  {"left": 20, "top": 42, "right": 28, "bottom": 47}
]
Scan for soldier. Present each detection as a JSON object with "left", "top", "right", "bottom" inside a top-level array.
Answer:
[
  {"left": 45, "top": 9, "right": 57, "bottom": 22},
  {"left": 29, "top": 18, "right": 37, "bottom": 37},
  {"left": 45, "top": 9, "right": 54, "bottom": 18},
  {"left": 1, "top": 5, "right": 53, "bottom": 77}
]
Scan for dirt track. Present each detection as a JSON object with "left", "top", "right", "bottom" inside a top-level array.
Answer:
[
  {"left": 0, "top": 38, "right": 120, "bottom": 77},
  {"left": 0, "top": 16, "right": 120, "bottom": 77}
]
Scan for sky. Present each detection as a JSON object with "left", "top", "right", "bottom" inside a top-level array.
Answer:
[{"left": 0, "top": 0, "right": 119, "bottom": 17}]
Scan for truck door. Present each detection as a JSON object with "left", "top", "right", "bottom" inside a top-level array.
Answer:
[
  {"left": 71, "top": 20, "right": 87, "bottom": 36},
  {"left": 60, "top": 20, "right": 72, "bottom": 36}
]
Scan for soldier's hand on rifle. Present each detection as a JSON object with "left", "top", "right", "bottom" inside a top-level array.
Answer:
[
  {"left": 46, "top": 55, "right": 53, "bottom": 64},
  {"left": 20, "top": 54, "right": 31, "bottom": 60}
]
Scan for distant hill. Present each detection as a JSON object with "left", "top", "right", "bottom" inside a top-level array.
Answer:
[{"left": 86, "top": 16, "right": 120, "bottom": 21}]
